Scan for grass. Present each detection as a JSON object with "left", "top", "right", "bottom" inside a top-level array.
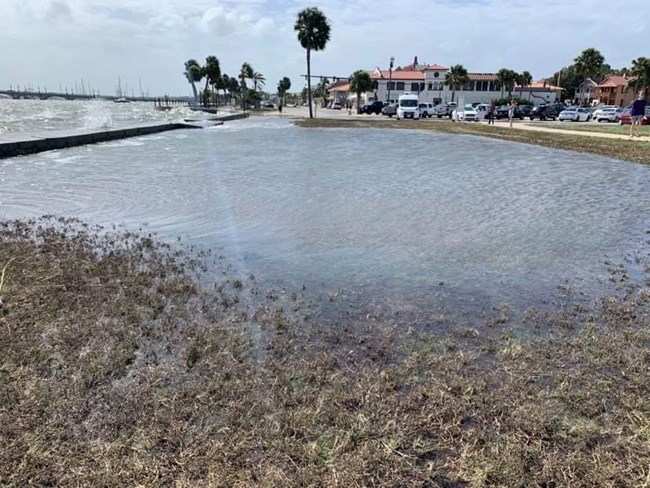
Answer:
[
  {"left": 294, "top": 118, "right": 650, "bottom": 165},
  {"left": 1, "top": 217, "right": 650, "bottom": 486},
  {"left": 533, "top": 122, "right": 650, "bottom": 137}
]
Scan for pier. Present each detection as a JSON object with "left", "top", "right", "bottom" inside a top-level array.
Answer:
[{"left": 0, "top": 113, "right": 249, "bottom": 159}]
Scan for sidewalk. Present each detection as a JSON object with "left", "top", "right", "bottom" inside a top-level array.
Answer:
[{"left": 496, "top": 121, "right": 650, "bottom": 142}]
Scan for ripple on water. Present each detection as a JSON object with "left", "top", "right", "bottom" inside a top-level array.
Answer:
[{"left": 0, "top": 118, "right": 648, "bottom": 315}]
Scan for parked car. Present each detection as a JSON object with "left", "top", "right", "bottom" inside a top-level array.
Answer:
[
  {"left": 619, "top": 106, "right": 650, "bottom": 125},
  {"left": 474, "top": 104, "right": 490, "bottom": 119},
  {"left": 496, "top": 105, "right": 525, "bottom": 120},
  {"left": 592, "top": 104, "right": 618, "bottom": 119},
  {"left": 435, "top": 102, "right": 457, "bottom": 118},
  {"left": 358, "top": 100, "right": 384, "bottom": 115},
  {"left": 519, "top": 105, "right": 534, "bottom": 117},
  {"left": 452, "top": 105, "right": 479, "bottom": 122},
  {"left": 597, "top": 107, "right": 622, "bottom": 123},
  {"left": 382, "top": 103, "right": 397, "bottom": 117},
  {"left": 528, "top": 104, "right": 562, "bottom": 121},
  {"left": 558, "top": 107, "right": 591, "bottom": 122},
  {"left": 331, "top": 101, "right": 342, "bottom": 110},
  {"left": 418, "top": 103, "right": 435, "bottom": 118}
]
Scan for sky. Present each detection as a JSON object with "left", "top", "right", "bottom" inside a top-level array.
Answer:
[{"left": 1, "top": 0, "right": 648, "bottom": 97}]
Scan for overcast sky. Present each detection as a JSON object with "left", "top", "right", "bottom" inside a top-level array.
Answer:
[{"left": 1, "top": 0, "right": 648, "bottom": 97}]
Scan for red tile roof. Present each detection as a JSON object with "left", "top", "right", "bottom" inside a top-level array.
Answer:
[
  {"left": 425, "top": 64, "right": 449, "bottom": 70},
  {"left": 371, "top": 70, "right": 425, "bottom": 81},
  {"left": 328, "top": 80, "right": 350, "bottom": 90},
  {"left": 596, "top": 75, "right": 628, "bottom": 88},
  {"left": 329, "top": 82, "right": 350, "bottom": 92}
]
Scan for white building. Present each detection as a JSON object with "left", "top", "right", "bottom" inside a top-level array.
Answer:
[{"left": 370, "top": 63, "right": 562, "bottom": 106}]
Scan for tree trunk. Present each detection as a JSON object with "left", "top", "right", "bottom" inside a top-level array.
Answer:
[
  {"left": 451, "top": 90, "right": 455, "bottom": 102},
  {"left": 307, "top": 49, "right": 313, "bottom": 119},
  {"left": 190, "top": 82, "right": 198, "bottom": 101}
]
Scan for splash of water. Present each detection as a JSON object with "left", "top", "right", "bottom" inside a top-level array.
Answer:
[{"left": 83, "top": 103, "right": 113, "bottom": 130}]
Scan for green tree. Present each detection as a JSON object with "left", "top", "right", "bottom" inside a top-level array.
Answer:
[
  {"left": 517, "top": 70, "right": 533, "bottom": 98},
  {"left": 444, "top": 64, "right": 469, "bottom": 103},
  {"left": 630, "top": 57, "right": 650, "bottom": 97},
  {"left": 349, "top": 70, "right": 372, "bottom": 111},
  {"left": 313, "top": 78, "right": 330, "bottom": 100},
  {"left": 295, "top": 7, "right": 331, "bottom": 118},
  {"left": 277, "top": 77, "right": 292, "bottom": 106},
  {"left": 183, "top": 59, "right": 203, "bottom": 101},
  {"left": 239, "top": 63, "right": 254, "bottom": 110},
  {"left": 203, "top": 56, "right": 221, "bottom": 105},
  {"left": 252, "top": 71, "right": 266, "bottom": 91},
  {"left": 574, "top": 48, "right": 605, "bottom": 82},
  {"left": 497, "top": 68, "right": 517, "bottom": 98}
]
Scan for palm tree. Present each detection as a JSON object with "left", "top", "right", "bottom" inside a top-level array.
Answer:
[
  {"left": 203, "top": 56, "right": 221, "bottom": 104},
  {"left": 630, "top": 57, "right": 650, "bottom": 97},
  {"left": 252, "top": 71, "right": 266, "bottom": 91},
  {"left": 294, "top": 7, "right": 331, "bottom": 118},
  {"left": 517, "top": 70, "right": 532, "bottom": 98},
  {"left": 239, "top": 62, "right": 254, "bottom": 110},
  {"left": 497, "top": 69, "right": 517, "bottom": 98},
  {"left": 350, "top": 70, "right": 372, "bottom": 111},
  {"left": 183, "top": 59, "right": 203, "bottom": 101},
  {"left": 444, "top": 64, "right": 469, "bottom": 103},
  {"left": 277, "top": 77, "right": 291, "bottom": 106},
  {"left": 574, "top": 48, "right": 605, "bottom": 82}
]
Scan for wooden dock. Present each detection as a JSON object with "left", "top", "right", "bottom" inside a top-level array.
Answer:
[{"left": 0, "top": 112, "right": 250, "bottom": 159}]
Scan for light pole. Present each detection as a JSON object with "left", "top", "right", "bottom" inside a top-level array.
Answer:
[{"left": 387, "top": 56, "right": 394, "bottom": 103}]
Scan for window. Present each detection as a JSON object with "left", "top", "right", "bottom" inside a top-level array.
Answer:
[
  {"left": 433, "top": 72, "right": 440, "bottom": 78},
  {"left": 428, "top": 83, "right": 433, "bottom": 91},
  {"left": 463, "top": 81, "right": 474, "bottom": 91},
  {"left": 396, "top": 82, "right": 405, "bottom": 90},
  {"left": 387, "top": 82, "right": 396, "bottom": 91}
]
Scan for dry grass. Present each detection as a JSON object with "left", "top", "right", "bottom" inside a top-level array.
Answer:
[
  {"left": 294, "top": 118, "right": 650, "bottom": 165},
  {"left": 1, "top": 217, "right": 650, "bottom": 487}
]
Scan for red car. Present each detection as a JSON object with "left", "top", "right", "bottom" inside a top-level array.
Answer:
[{"left": 619, "top": 106, "right": 650, "bottom": 125}]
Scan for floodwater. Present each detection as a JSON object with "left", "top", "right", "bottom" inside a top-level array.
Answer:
[
  {"left": 1, "top": 116, "right": 649, "bottom": 318},
  {"left": 0, "top": 99, "right": 201, "bottom": 133}
]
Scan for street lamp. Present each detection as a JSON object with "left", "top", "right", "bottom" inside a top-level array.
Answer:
[{"left": 387, "top": 56, "right": 394, "bottom": 103}]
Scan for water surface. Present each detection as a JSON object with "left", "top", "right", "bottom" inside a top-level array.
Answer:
[{"left": 1, "top": 117, "right": 648, "bottom": 315}]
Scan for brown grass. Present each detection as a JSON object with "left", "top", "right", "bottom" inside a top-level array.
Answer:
[
  {"left": 294, "top": 118, "right": 650, "bottom": 165},
  {"left": 1, "top": 217, "right": 649, "bottom": 487}
]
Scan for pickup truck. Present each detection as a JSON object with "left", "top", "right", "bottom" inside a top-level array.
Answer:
[{"left": 435, "top": 102, "right": 457, "bottom": 118}]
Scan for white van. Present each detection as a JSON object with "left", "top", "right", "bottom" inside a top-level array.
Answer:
[{"left": 397, "top": 93, "right": 420, "bottom": 119}]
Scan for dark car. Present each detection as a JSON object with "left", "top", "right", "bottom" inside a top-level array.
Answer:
[
  {"left": 382, "top": 103, "right": 397, "bottom": 117},
  {"left": 528, "top": 104, "right": 562, "bottom": 121},
  {"left": 358, "top": 101, "right": 385, "bottom": 115},
  {"left": 495, "top": 105, "right": 525, "bottom": 120}
]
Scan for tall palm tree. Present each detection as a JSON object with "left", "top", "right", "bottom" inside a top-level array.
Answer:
[
  {"left": 444, "top": 64, "right": 469, "bottom": 103},
  {"left": 349, "top": 70, "right": 372, "bottom": 111},
  {"left": 630, "top": 57, "right": 650, "bottom": 97},
  {"left": 294, "top": 7, "right": 331, "bottom": 118},
  {"left": 183, "top": 59, "right": 203, "bottom": 101},
  {"left": 240, "top": 62, "right": 254, "bottom": 110},
  {"left": 203, "top": 56, "right": 221, "bottom": 104},
  {"left": 252, "top": 71, "right": 266, "bottom": 91},
  {"left": 574, "top": 48, "right": 605, "bottom": 82}
]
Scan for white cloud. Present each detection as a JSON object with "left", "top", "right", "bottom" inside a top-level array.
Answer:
[{"left": 0, "top": 0, "right": 647, "bottom": 97}]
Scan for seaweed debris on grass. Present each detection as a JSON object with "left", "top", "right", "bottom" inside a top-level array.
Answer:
[{"left": 1, "top": 217, "right": 650, "bottom": 487}]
